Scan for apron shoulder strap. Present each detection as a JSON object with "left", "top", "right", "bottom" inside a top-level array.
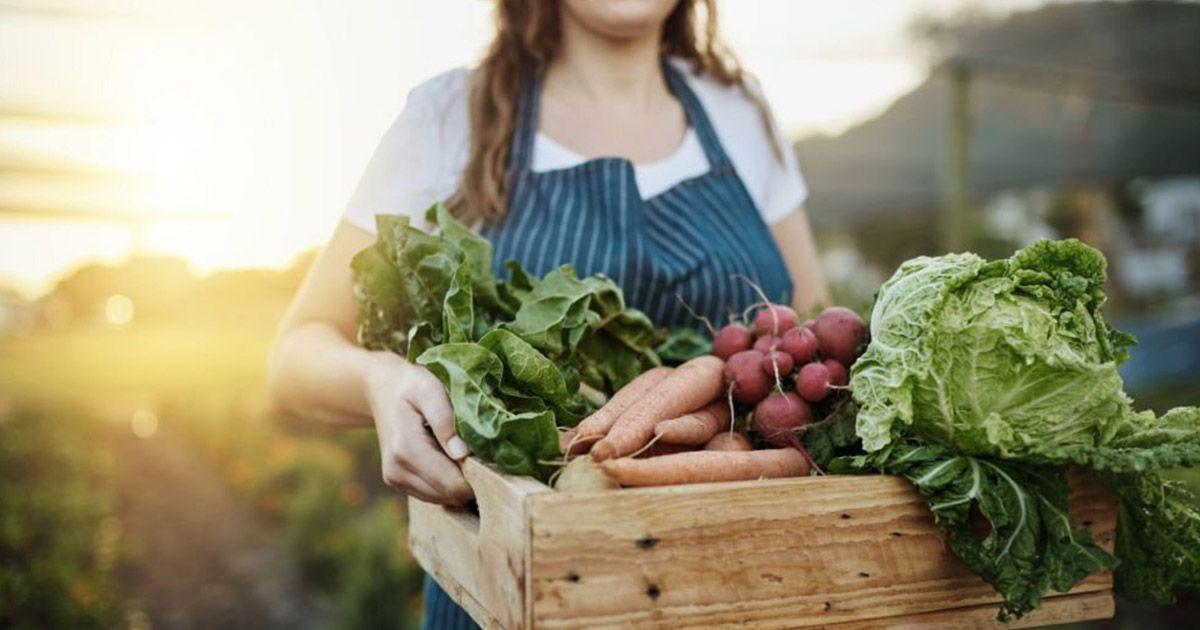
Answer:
[
  {"left": 509, "top": 68, "right": 543, "bottom": 173},
  {"left": 662, "top": 59, "right": 733, "bottom": 168}
]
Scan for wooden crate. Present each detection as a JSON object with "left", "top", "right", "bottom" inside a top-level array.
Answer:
[{"left": 408, "top": 458, "right": 1117, "bottom": 629}]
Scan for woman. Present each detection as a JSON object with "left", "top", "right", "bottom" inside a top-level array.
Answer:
[{"left": 268, "top": 0, "right": 828, "bottom": 627}]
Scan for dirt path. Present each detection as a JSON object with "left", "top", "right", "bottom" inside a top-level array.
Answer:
[{"left": 109, "top": 424, "right": 335, "bottom": 630}]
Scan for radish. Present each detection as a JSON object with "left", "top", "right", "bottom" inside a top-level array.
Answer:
[
  {"left": 753, "top": 304, "right": 800, "bottom": 337},
  {"left": 711, "top": 323, "right": 753, "bottom": 360},
  {"left": 779, "top": 326, "right": 819, "bottom": 364},
  {"left": 760, "top": 350, "right": 795, "bottom": 378},
  {"left": 753, "top": 391, "right": 812, "bottom": 447},
  {"left": 796, "top": 362, "right": 832, "bottom": 402},
  {"left": 724, "top": 350, "right": 772, "bottom": 404},
  {"left": 752, "top": 335, "right": 780, "bottom": 354},
  {"left": 823, "top": 359, "right": 848, "bottom": 387},
  {"left": 812, "top": 307, "right": 867, "bottom": 366}
]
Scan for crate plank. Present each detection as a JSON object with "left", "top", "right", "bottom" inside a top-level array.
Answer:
[
  {"left": 409, "top": 459, "right": 550, "bottom": 629},
  {"left": 823, "top": 590, "right": 1115, "bottom": 629},
  {"left": 409, "top": 460, "right": 1117, "bottom": 629},
  {"left": 526, "top": 474, "right": 1115, "bottom": 628}
]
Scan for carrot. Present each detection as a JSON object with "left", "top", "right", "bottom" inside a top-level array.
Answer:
[
  {"left": 637, "top": 441, "right": 697, "bottom": 458},
  {"left": 572, "top": 367, "right": 674, "bottom": 453},
  {"left": 654, "top": 401, "right": 732, "bottom": 446},
  {"left": 704, "top": 432, "right": 753, "bottom": 452},
  {"left": 598, "top": 448, "right": 809, "bottom": 487},
  {"left": 591, "top": 355, "right": 726, "bottom": 461}
]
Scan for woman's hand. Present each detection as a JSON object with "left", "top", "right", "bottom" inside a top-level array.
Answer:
[{"left": 363, "top": 352, "right": 474, "bottom": 506}]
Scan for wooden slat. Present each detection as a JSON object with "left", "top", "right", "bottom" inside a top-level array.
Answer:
[
  {"left": 824, "top": 590, "right": 1114, "bottom": 630},
  {"left": 408, "top": 458, "right": 550, "bottom": 629},
  {"left": 526, "top": 474, "right": 1116, "bottom": 629}
]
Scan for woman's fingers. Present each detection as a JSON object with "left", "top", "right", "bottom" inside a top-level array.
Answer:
[
  {"left": 396, "top": 427, "right": 474, "bottom": 504},
  {"left": 405, "top": 365, "right": 471, "bottom": 461},
  {"left": 381, "top": 458, "right": 444, "bottom": 504}
]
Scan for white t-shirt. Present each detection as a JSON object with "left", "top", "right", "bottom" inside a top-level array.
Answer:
[{"left": 342, "top": 58, "right": 807, "bottom": 233}]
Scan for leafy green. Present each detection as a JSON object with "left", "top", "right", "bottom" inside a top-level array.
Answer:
[
  {"left": 852, "top": 240, "right": 1135, "bottom": 456},
  {"left": 832, "top": 445, "right": 1117, "bottom": 620},
  {"left": 1109, "top": 472, "right": 1200, "bottom": 603},
  {"left": 842, "top": 238, "right": 1200, "bottom": 617},
  {"left": 416, "top": 344, "right": 560, "bottom": 479},
  {"left": 654, "top": 327, "right": 712, "bottom": 364},
  {"left": 800, "top": 399, "right": 860, "bottom": 470},
  {"left": 351, "top": 204, "right": 663, "bottom": 481}
]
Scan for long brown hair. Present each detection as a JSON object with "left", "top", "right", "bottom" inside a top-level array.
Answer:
[{"left": 450, "top": 0, "right": 780, "bottom": 225}]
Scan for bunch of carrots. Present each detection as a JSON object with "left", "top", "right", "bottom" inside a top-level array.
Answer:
[{"left": 554, "top": 301, "right": 867, "bottom": 490}]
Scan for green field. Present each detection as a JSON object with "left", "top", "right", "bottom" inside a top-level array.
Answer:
[{"left": 0, "top": 310, "right": 424, "bottom": 629}]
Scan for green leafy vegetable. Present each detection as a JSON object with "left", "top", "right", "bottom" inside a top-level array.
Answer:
[
  {"left": 852, "top": 240, "right": 1134, "bottom": 456},
  {"left": 350, "top": 204, "right": 663, "bottom": 481},
  {"left": 654, "top": 327, "right": 712, "bottom": 364},
  {"left": 842, "top": 239, "right": 1200, "bottom": 618}
]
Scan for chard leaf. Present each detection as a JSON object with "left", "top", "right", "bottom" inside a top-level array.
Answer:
[
  {"left": 479, "top": 329, "right": 593, "bottom": 425},
  {"left": 800, "top": 400, "right": 860, "bottom": 470},
  {"left": 832, "top": 444, "right": 1117, "bottom": 620},
  {"left": 653, "top": 327, "right": 712, "bottom": 365},
  {"left": 350, "top": 238, "right": 408, "bottom": 353},
  {"left": 505, "top": 266, "right": 598, "bottom": 357},
  {"left": 442, "top": 263, "right": 475, "bottom": 343},
  {"left": 428, "top": 204, "right": 506, "bottom": 314},
  {"left": 416, "top": 343, "right": 560, "bottom": 480}
]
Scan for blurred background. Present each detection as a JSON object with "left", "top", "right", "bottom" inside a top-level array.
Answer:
[{"left": 1, "top": 0, "right": 1197, "bottom": 628}]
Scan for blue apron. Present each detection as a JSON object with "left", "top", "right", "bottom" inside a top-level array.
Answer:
[{"left": 422, "top": 60, "right": 793, "bottom": 630}]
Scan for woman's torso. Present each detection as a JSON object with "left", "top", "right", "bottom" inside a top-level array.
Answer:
[{"left": 343, "top": 59, "right": 808, "bottom": 329}]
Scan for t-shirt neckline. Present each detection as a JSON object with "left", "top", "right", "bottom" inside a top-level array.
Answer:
[{"left": 531, "top": 128, "right": 702, "bottom": 174}]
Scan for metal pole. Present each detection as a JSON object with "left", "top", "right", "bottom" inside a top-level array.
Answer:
[{"left": 940, "top": 62, "right": 972, "bottom": 253}]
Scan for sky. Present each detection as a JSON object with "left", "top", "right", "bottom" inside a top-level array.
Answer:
[{"left": 0, "top": 0, "right": 1058, "bottom": 298}]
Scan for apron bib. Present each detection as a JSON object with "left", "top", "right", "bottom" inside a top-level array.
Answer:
[{"left": 480, "top": 60, "right": 794, "bottom": 329}]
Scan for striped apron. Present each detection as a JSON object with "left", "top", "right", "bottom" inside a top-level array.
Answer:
[{"left": 422, "top": 60, "right": 793, "bottom": 630}]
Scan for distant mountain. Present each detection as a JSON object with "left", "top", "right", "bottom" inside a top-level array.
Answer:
[{"left": 795, "top": 1, "right": 1200, "bottom": 228}]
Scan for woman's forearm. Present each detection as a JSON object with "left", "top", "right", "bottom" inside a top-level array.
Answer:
[{"left": 267, "top": 321, "right": 384, "bottom": 427}]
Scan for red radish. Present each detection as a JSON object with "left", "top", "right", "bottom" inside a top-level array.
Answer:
[
  {"left": 752, "top": 335, "right": 780, "bottom": 354},
  {"left": 753, "top": 391, "right": 812, "bottom": 447},
  {"left": 796, "top": 362, "right": 832, "bottom": 402},
  {"left": 760, "top": 350, "right": 795, "bottom": 377},
  {"left": 780, "top": 326, "right": 819, "bottom": 364},
  {"left": 812, "top": 307, "right": 867, "bottom": 365},
  {"left": 753, "top": 304, "right": 800, "bottom": 337},
  {"left": 724, "top": 350, "right": 772, "bottom": 405},
  {"left": 824, "top": 359, "right": 848, "bottom": 387},
  {"left": 711, "top": 324, "right": 753, "bottom": 360},
  {"left": 704, "top": 432, "right": 753, "bottom": 451}
]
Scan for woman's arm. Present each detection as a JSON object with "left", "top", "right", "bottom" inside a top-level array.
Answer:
[
  {"left": 771, "top": 205, "right": 831, "bottom": 315},
  {"left": 267, "top": 221, "right": 472, "bottom": 505}
]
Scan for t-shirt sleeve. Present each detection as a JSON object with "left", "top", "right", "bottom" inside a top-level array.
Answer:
[
  {"left": 341, "top": 72, "right": 468, "bottom": 234},
  {"left": 753, "top": 84, "right": 809, "bottom": 225}
]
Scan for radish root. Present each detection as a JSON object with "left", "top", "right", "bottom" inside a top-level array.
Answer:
[
  {"left": 734, "top": 274, "right": 779, "bottom": 334},
  {"left": 627, "top": 432, "right": 664, "bottom": 459},
  {"left": 675, "top": 294, "right": 716, "bottom": 334}
]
